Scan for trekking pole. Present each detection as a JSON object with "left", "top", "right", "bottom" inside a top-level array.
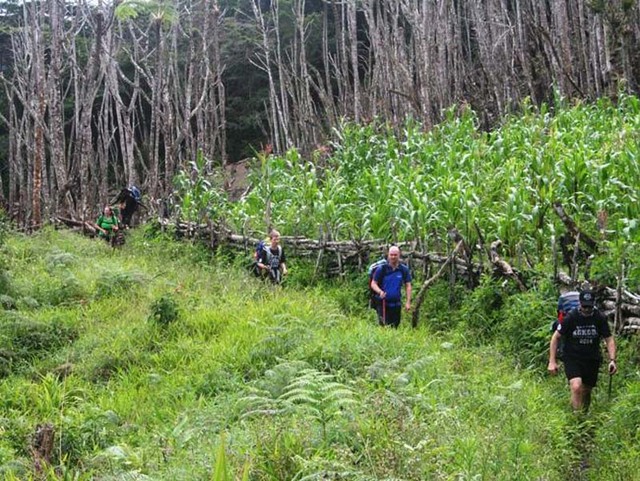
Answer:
[
  {"left": 382, "top": 299, "right": 386, "bottom": 325},
  {"left": 608, "top": 372, "right": 613, "bottom": 401}
]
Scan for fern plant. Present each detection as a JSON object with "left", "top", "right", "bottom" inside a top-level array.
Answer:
[{"left": 241, "top": 362, "right": 358, "bottom": 444}]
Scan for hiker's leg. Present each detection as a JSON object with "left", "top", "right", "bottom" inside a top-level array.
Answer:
[
  {"left": 375, "top": 303, "right": 384, "bottom": 326},
  {"left": 582, "top": 386, "right": 593, "bottom": 412},
  {"left": 580, "top": 361, "right": 600, "bottom": 413},
  {"left": 386, "top": 307, "right": 401, "bottom": 329},
  {"left": 569, "top": 377, "right": 585, "bottom": 411}
]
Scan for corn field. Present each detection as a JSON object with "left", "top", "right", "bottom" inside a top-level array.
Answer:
[{"left": 174, "top": 95, "right": 640, "bottom": 283}]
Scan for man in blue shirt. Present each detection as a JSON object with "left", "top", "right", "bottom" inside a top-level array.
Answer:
[{"left": 370, "top": 246, "right": 412, "bottom": 328}]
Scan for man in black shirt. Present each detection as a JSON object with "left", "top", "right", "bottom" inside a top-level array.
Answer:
[{"left": 548, "top": 290, "right": 617, "bottom": 412}]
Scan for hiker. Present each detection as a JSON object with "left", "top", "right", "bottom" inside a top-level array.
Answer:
[
  {"left": 112, "top": 186, "right": 143, "bottom": 227},
  {"left": 548, "top": 289, "right": 617, "bottom": 412},
  {"left": 370, "top": 246, "right": 412, "bottom": 328},
  {"left": 256, "top": 230, "right": 288, "bottom": 284},
  {"left": 95, "top": 205, "right": 119, "bottom": 243}
]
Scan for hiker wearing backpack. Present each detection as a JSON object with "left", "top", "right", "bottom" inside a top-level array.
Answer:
[
  {"left": 256, "top": 230, "right": 288, "bottom": 284},
  {"left": 370, "top": 246, "right": 412, "bottom": 328},
  {"left": 551, "top": 286, "right": 580, "bottom": 361},
  {"left": 95, "top": 205, "right": 120, "bottom": 243},
  {"left": 112, "top": 185, "right": 143, "bottom": 227},
  {"left": 548, "top": 290, "right": 617, "bottom": 412}
]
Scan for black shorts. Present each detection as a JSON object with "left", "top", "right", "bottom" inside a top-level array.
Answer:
[{"left": 564, "top": 357, "right": 601, "bottom": 387}]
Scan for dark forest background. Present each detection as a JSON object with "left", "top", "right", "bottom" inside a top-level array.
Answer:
[{"left": 0, "top": 0, "right": 639, "bottom": 228}]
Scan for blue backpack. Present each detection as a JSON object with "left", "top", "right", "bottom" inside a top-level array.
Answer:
[
  {"left": 128, "top": 185, "right": 142, "bottom": 202},
  {"left": 552, "top": 290, "right": 580, "bottom": 361}
]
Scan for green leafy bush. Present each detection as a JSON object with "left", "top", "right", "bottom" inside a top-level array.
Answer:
[
  {"left": 46, "top": 251, "right": 77, "bottom": 270},
  {"left": 456, "top": 277, "right": 508, "bottom": 340},
  {"left": 16, "top": 297, "right": 39, "bottom": 310},
  {"left": 148, "top": 295, "right": 180, "bottom": 327},
  {"left": 0, "top": 313, "right": 78, "bottom": 376},
  {"left": 0, "top": 294, "right": 16, "bottom": 310},
  {"left": 94, "top": 269, "right": 146, "bottom": 298},
  {"left": 499, "top": 291, "right": 556, "bottom": 367},
  {"left": 0, "top": 272, "right": 10, "bottom": 297}
]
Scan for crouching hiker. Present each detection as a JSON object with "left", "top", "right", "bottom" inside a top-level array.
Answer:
[
  {"left": 370, "top": 246, "right": 412, "bottom": 328},
  {"left": 256, "top": 230, "right": 288, "bottom": 284},
  {"left": 548, "top": 290, "right": 617, "bottom": 412},
  {"left": 95, "top": 206, "right": 119, "bottom": 245}
]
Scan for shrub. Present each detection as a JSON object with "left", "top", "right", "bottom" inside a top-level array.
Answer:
[
  {"left": 58, "top": 408, "right": 123, "bottom": 465},
  {"left": 0, "top": 271, "right": 10, "bottom": 297},
  {"left": 499, "top": 291, "right": 555, "bottom": 367},
  {"left": 46, "top": 251, "right": 77, "bottom": 270},
  {"left": 94, "top": 269, "right": 146, "bottom": 298},
  {"left": 16, "top": 297, "right": 39, "bottom": 310},
  {"left": 0, "top": 313, "right": 78, "bottom": 376},
  {"left": 417, "top": 280, "right": 465, "bottom": 332},
  {"left": 51, "top": 272, "right": 86, "bottom": 306},
  {"left": 0, "top": 294, "right": 16, "bottom": 310},
  {"left": 456, "top": 277, "right": 508, "bottom": 340},
  {"left": 148, "top": 295, "right": 180, "bottom": 327},
  {"left": 90, "top": 351, "right": 139, "bottom": 382}
]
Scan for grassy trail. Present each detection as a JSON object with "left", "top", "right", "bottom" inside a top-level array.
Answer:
[{"left": 0, "top": 228, "right": 637, "bottom": 480}]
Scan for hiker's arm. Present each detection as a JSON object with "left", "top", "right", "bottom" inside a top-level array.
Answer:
[
  {"left": 95, "top": 218, "right": 107, "bottom": 234},
  {"left": 281, "top": 262, "right": 287, "bottom": 275},
  {"left": 371, "top": 278, "right": 386, "bottom": 298},
  {"left": 605, "top": 336, "right": 617, "bottom": 374},
  {"left": 548, "top": 331, "right": 561, "bottom": 374},
  {"left": 256, "top": 251, "right": 269, "bottom": 271},
  {"left": 405, "top": 282, "right": 412, "bottom": 310}
]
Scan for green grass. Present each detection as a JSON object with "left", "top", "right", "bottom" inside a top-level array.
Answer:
[{"left": 0, "top": 228, "right": 638, "bottom": 480}]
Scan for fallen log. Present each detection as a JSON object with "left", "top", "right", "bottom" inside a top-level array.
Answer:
[
  {"left": 55, "top": 216, "right": 97, "bottom": 235},
  {"left": 552, "top": 202, "right": 598, "bottom": 251},
  {"left": 490, "top": 240, "right": 527, "bottom": 291},
  {"left": 602, "top": 301, "right": 640, "bottom": 317},
  {"left": 604, "top": 287, "right": 640, "bottom": 305}
]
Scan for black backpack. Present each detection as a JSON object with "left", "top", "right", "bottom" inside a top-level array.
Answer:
[{"left": 264, "top": 245, "right": 283, "bottom": 283}]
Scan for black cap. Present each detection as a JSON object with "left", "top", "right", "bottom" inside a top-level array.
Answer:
[{"left": 579, "top": 290, "right": 595, "bottom": 307}]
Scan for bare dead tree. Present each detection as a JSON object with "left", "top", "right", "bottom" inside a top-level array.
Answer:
[{"left": 4, "top": 0, "right": 640, "bottom": 225}]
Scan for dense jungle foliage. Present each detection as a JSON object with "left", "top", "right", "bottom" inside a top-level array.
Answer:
[{"left": 1, "top": 98, "right": 639, "bottom": 480}]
